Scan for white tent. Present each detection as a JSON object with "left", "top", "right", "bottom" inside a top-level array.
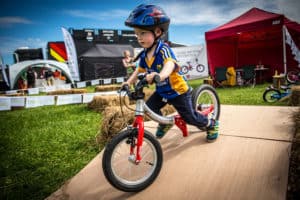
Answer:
[{"left": 9, "top": 59, "right": 74, "bottom": 89}]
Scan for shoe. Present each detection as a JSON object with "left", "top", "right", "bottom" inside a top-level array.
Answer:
[
  {"left": 156, "top": 124, "right": 172, "bottom": 139},
  {"left": 206, "top": 119, "right": 219, "bottom": 142},
  {"left": 197, "top": 104, "right": 214, "bottom": 118}
]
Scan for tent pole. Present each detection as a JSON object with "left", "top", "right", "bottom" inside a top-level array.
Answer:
[{"left": 282, "top": 26, "right": 287, "bottom": 75}]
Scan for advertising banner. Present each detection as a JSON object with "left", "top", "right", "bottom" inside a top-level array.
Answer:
[
  {"left": 134, "top": 45, "right": 208, "bottom": 80},
  {"left": 61, "top": 27, "right": 80, "bottom": 81},
  {"left": 172, "top": 45, "right": 208, "bottom": 80}
]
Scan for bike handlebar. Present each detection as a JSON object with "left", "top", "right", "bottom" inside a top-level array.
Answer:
[{"left": 120, "top": 73, "right": 161, "bottom": 100}]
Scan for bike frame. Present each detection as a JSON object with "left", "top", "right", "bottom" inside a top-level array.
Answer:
[{"left": 130, "top": 99, "right": 188, "bottom": 163}]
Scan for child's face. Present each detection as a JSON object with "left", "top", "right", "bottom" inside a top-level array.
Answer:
[{"left": 134, "top": 28, "right": 155, "bottom": 49}]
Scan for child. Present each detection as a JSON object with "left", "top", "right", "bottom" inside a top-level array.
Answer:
[{"left": 123, "top": 4, "right": 219, "bottom": 142}]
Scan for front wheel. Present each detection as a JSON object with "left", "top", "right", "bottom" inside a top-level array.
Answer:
[
  {"left": 263, "top": 88, "right": 281, "bottom": 102},
  {"left": 102, "top": 129, "right": 163, "bottom": 192},
  {"left": 181, "top": 66, "right": 189, "bottom": 74},
  {"left": 192, "top": 84, "right": 220, "bottom": 120},
  {"left": 286, "top": 70, "right": 300, "bottom": 84}
]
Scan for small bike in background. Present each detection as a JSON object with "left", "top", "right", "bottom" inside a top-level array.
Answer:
[
  {"left": 286, "top": 70, "right": 300, "bottom": 84},
  {"left": 180, "top": 58, "right": 205, "bottom": 74},
  {"left": 263, "top": 85, "right": 291, "bottom": 103}
]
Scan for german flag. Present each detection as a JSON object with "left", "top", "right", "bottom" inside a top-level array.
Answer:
[{"left": 48, "top": 42, "right": 67, "bottom": 62}]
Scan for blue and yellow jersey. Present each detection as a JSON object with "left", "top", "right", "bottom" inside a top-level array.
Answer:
[{"left": 137, "top": 40, "right": 190, "bottom": 99}]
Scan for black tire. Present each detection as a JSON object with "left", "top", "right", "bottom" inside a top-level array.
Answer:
[
  {"left": 286, "top": 70, "right": 300, "bottom": 84},
  {"left": 263, "top": 88, "right": 281, "bottom": 102},
  {"left": 192, "top": 84, "right": 220, "bottom": 120},
  {"left": 181, "top": 66, "right": 189, "bottom": 74},
  {"left": 196, "top": 64, "right": 205, "bottom": 73},
  {"left": 102, "top": 129, "right": 163, "bottom": 192}
]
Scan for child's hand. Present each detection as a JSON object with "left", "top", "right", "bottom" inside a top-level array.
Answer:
[{"left": 146, "top": 72, "right": 159, "bottom": 84}]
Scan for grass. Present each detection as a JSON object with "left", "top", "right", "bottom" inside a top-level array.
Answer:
[
  {"left": 0, "top": 105, "right": 102, "bottom": 200},
  {"left": 0, "top": 79, "right": 291, "bottom": 199}
]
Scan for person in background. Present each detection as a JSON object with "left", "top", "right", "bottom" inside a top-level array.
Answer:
[
  {"left": 45, "top": 68, "right": 54, "bottom": 86},
  {"left": 122, "top": 50, "right": 136, "bottom": 79},
  {"left": 123, "top": 4, "right": 219, "bottom": 142},
  {"left": 26, "top": 66, "right": 36, "bottom": 88},
  {"left": 53, "top": 69, "right": 61, "bottom": 79}
]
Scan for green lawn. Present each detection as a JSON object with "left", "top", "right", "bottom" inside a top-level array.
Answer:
[{"left": 0, "top": 80, "right": 288, "bottom": 199}]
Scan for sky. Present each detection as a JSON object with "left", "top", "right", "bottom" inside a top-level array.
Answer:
[{"left": 0, "top": 0, "right": 300, "bottom": 65}]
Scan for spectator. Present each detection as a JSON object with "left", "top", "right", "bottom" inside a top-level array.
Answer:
[
  {"left": 122, "top": 50, "right": 136, "bottom": 79},
  {"left": 18, "top": 70, "right": 27, "bottom": 89},
  {"left": 53, "top": 69, "right": 61, "bottom": 79},
  {"left": 45, "top": 68, "right": 54, "bottom": 86},
  {"left": 27, "top": 66, "right": 36, "bottom": 88}
]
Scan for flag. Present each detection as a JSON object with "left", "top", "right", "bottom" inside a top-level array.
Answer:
[{"left": 61, "top": 27, "right": 80, "bottom": 81}]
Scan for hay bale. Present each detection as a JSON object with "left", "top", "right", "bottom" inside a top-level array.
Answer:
[
  {"left": 87, "top": 95, "right": 129, "bottom": 113},
  {"left": 95, "top": 84, "right": 121, "bottom": 92},
  {"left": 47, "top": 89, "right": 87, "bottom": 95},
  {"left": 289, "top": 86, "right": 300, "bottom": 106},
  {"left": 161, "top": 104, "right": 176, "bottom": 115},
  {"left": 97, "top": 105, "right": 135, "bottom": 144}
]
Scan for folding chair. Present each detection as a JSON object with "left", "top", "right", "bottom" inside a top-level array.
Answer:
[
  {"left": 214, "top": 67, "right": 228, "bottom": 87},
  {"left": 242, "top": 65, "right": 256, "bottom": 87}
]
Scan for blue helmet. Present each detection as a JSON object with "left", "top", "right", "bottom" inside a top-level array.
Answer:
[{"left": 125, "top": 4, "right": 170, "bottom": 32}]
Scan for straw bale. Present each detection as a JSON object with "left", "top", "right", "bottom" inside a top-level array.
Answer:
[
  {"left": 95, "top": 84, "right": 121, "bottom": 92},
  {"left": 47, "top": 89, "right": 87, "bottom": 95},
  {"left": 87, "top": 95, "right": 129, "bottom": 113},
  {"left": 161, "top": 104, "right": 176, "bottom": 115},
  {"left": 97, "top": 105, "right": 135, "bottom": 143}
]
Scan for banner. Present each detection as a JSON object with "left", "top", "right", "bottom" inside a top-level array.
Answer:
[
  {"left": 61, "top": 27, "right": 80, "bottom": 81},
  {"left": 285, "top": 26, "right": 300, "bottom": 66},
  {"left": 134, "top": 45, "right": 208, "bottom": 80},
  {"left": 172, "top": 45, "right": 209, "bottom": 80}
]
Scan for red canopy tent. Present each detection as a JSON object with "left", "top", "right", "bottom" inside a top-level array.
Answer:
[{"left": 205, "top": 7, "right": 300, "bottom": 81}]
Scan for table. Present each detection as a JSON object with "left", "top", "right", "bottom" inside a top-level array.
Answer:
[{"left": 254, "top": 67, "right": 269, "bottom": 84}]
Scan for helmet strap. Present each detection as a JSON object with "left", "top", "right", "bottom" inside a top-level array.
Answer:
[{"left": 146, "top": 30, "right": 162, "bottom": 53}]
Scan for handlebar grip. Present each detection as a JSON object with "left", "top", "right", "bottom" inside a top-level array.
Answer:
[
  {"left": 153, "top": 75, "right": 161, "bottom": 84},
  {"left": 119, "top": 84, "right": 130, "bottom": 93}
]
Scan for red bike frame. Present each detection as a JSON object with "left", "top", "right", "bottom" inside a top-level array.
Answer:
[{"left": 131, "top": 114, "right": 188, "bottom": 163}]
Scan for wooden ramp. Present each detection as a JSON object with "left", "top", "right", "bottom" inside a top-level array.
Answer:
[{"left": 47, "top": 105, "right": 297, "bottom": 200}]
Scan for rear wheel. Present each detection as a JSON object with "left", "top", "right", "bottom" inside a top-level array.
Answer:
[
  {"left": 196, "top": 64, "right": 205, "bottom": 73},
  {"left": 181, "top": 66, "right": 189, "bottom": 74},
  {"left": 102, "top": 129, "right": 163, "bottom": 192},
  {"left": 263, "top": 88, "right": 281, "bottom": 102},
  {"left": 192, "top": 84, "right": 220, "bottom": 120}
]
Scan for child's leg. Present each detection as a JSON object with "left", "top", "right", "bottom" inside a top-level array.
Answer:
[
  {"left": 146, "top": 92, "right": 171, "bottom": 138},
  {"left": 145, "top": 92, "right": 167, "bottom": 115},
  {"left": 169, "top": 91, "right": 208, "bottom": 128},
  {"left": 170, "top": 91, "right": 219, "bottom": 142}
]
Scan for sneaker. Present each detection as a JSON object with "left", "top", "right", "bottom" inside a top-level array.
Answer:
[
  {"left": 206, "top": 120, "right": 219, "bottom": 142},
  {"left": 197, "top": 104, "right": 214, "bottom": 118},
  {"left": 156, "top": 124, "right": 172, "bottom": 139}
]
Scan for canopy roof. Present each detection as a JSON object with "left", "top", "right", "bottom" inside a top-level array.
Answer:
[{"left": 205, "top": 7, "right": 300, "bottom": 78}]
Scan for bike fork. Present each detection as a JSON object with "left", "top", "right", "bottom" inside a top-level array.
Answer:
[{"left": 130, "top": 115, "right": 144, "bottom": 164}]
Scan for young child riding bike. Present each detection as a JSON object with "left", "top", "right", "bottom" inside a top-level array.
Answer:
[{"left": 123, "top": 4, "right": 219, "bottom": 142}]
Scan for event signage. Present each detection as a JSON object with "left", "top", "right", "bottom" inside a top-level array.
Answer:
[
  {"left": 61, "top": 27, "right": 80, "bottom": 81},
  {"left": 172, "top": 45, "right": 209, "bottom": 80},
  {"left": 285, "top": 26, "right": 300, "bottom": 66},
  {"left": 82, "top": 93, "right": 95, "bottom": 103},
  {"left": 134, "top": 45, "right": 208, "bottom": 80},
  {"left": 0, "top": 97, "right": 11, "bottom": 111},
  {"left": 10, "top": 96, "right": 25, "bottom": 107},
  {"left": 56, "top": 94, "right": 82, "bottom": 105}
]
